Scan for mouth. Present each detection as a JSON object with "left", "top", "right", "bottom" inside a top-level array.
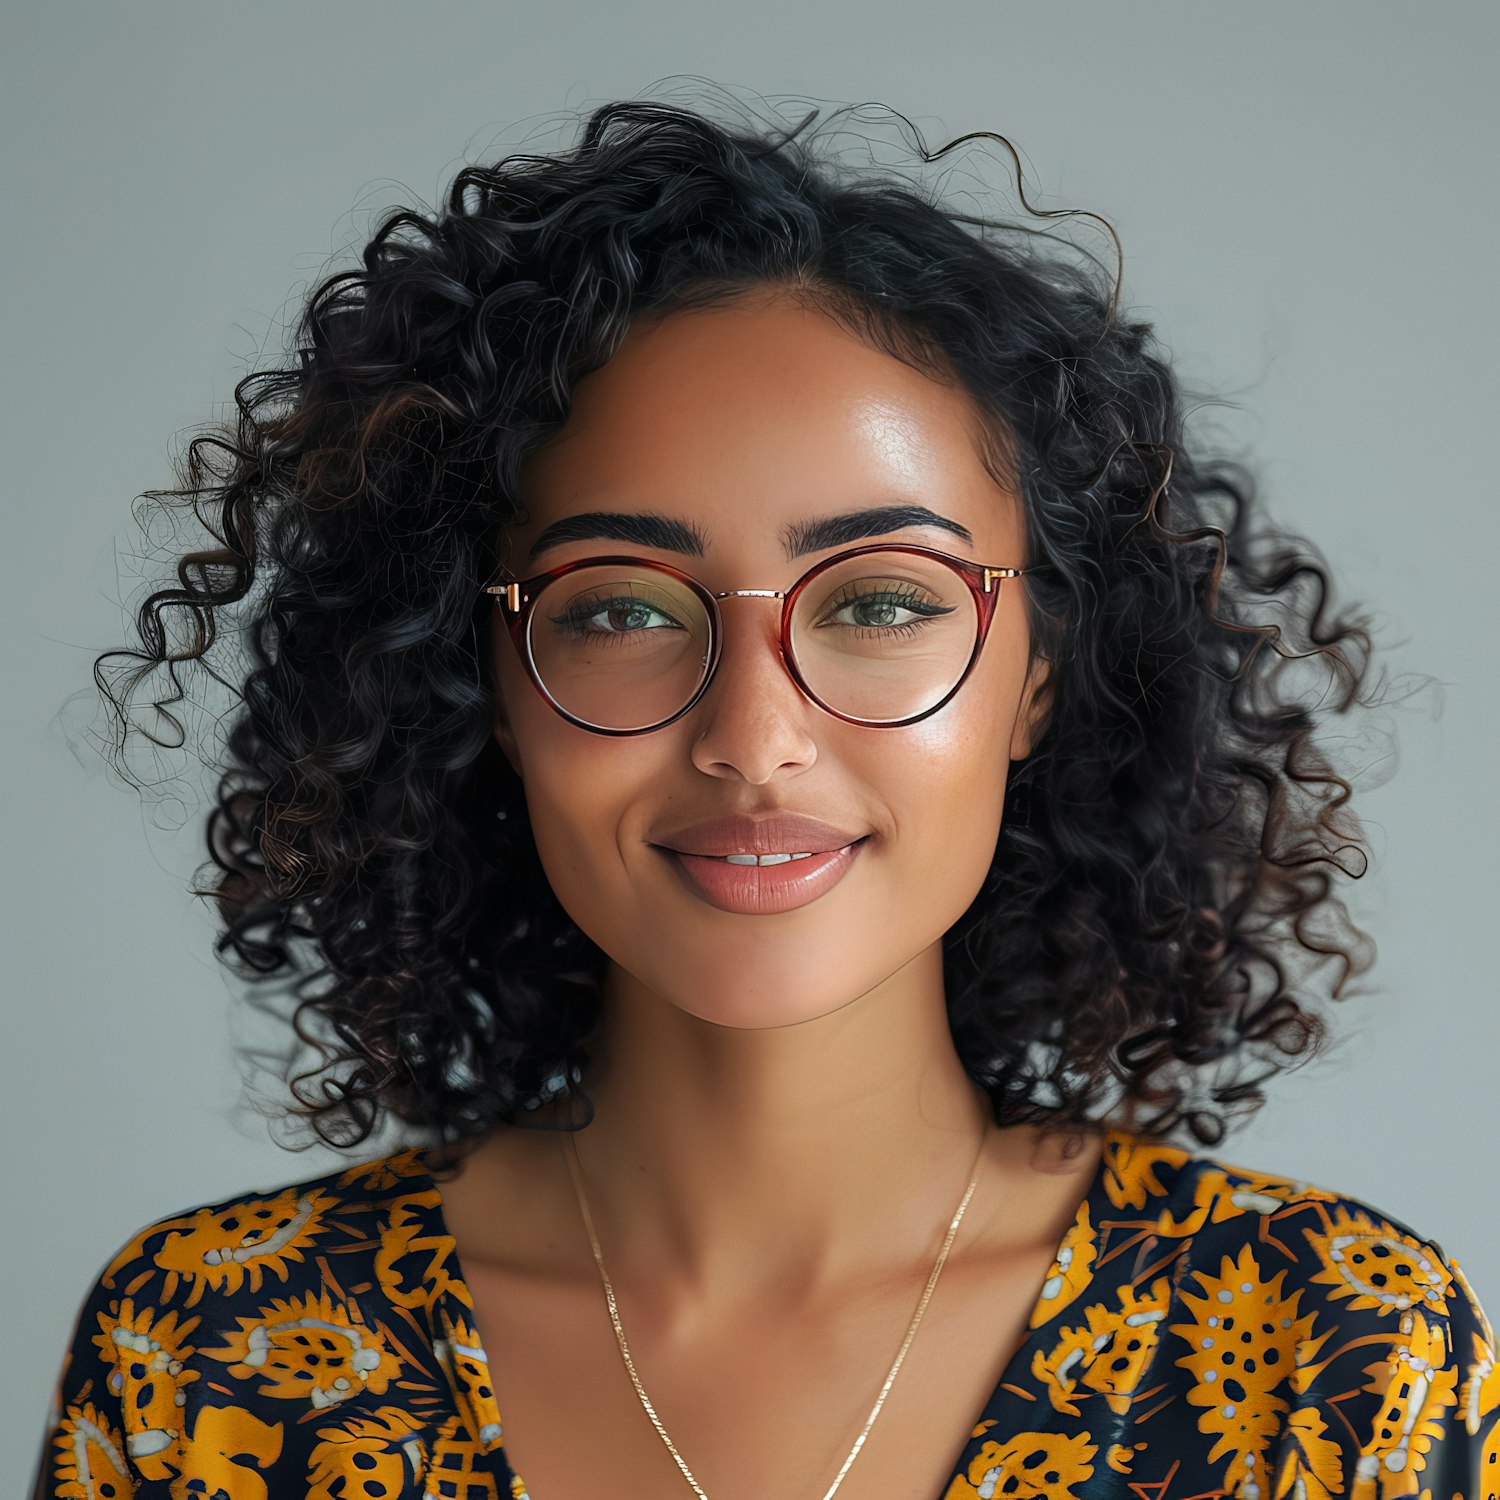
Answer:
[{"left": 652, "top": 836, "right": 871, "bottom": 916}]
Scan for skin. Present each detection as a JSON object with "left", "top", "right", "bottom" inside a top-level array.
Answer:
[{"left": 444, "top": 284, "right": 1105, "bottom": 1490}]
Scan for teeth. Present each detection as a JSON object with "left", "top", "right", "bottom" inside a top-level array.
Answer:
[{"left": 721, "top": 851, "right": 817, "bottom": 865}]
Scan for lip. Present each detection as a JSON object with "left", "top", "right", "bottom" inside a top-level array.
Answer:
[
  {"left": 657, "top": 838, "right": 868, "bottom": 916},
  {"left": 650, "top": 811, "right": 868, "bottom": 858}
]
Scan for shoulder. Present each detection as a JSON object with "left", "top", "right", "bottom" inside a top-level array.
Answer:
[
  {"left": 32, "top": 1143, "right": 479, "bottom": 1495},
  {"left": 1099, "top": 1130, "right": 1482, "bottom": 1296},
  {"left": 1088, "top": 1130, "right": 1499, "bottom": 1486},
  {"left": 1096, "top": 1130, "right": 1493, "bottom": 1348},
  {"left": 87, "top": 1142, "right": 445, "bottom": 1307}
]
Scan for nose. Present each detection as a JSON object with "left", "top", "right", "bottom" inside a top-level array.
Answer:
[{"left": 687, "top": 593, "right": 820, "bottom": 784}]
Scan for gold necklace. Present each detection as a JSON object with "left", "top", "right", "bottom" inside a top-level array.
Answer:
[{"left": 559, "top": 1123, "right": 990, "bottom": 1500}]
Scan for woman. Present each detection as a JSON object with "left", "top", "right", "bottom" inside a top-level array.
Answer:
[{"left": 31, "top": 96, "right": 1495, "bottom": 1497}]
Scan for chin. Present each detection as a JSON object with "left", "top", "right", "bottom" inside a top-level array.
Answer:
[{"left": 635, "top": 945, "right": 899, "bottom": 1029}]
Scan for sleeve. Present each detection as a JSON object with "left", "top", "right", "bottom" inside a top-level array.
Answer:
[
  {"left": 28, "top": 1250, "right": 140, "bottom": 1499},
  {"left": 1271, "top": 1232, "right": 1499, "bottom": 1496},
  {"left": 1393, "top": 1250, "right": 1499, "bottom": 1497}
]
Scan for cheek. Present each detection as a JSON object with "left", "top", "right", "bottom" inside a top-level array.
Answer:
[
  {"left": 873, "top": 661, "right": 1016, "bottom": 887},
  {"left": 517, "top": 747, "right": 650, "bottom": 966},
  {"left": 518, "top": 732, "right": 634, "bottom": 891},
  {"left": 494, "top": 639, "right": 634, "bottom": 893}
]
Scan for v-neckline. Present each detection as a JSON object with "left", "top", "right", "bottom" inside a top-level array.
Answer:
[{"left": 418, "top": 1125, "right": 1127, "bottom": 1499}]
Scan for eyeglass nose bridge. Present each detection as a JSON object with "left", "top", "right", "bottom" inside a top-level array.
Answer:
[{"left": 701, "top": 589, "right": 796, "bottom": 679}]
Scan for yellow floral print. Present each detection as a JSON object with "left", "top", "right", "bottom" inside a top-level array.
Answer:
[{"left": 29, "top": 1129, "right": 1496, "bottom": 1498}]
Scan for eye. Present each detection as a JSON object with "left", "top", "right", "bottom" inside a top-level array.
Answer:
[
  {"left": 549, "top": 595, "right": 687, "bottom": 640},
  {"left": 815, "top": 582, "right": 954, "bottom": 634}
]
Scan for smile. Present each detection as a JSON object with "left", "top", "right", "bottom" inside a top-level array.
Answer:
[{"left": 655, "top": 838, "right": 868, "bottom": 915}]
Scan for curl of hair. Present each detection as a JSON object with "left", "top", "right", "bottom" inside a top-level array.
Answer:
[{"left": 92, "top": 91, "right": 1392, "bottom": 1167}]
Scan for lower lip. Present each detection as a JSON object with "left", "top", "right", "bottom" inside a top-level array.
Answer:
[{"left": 657, "top": 839, "right": 868, "bottom": 916}]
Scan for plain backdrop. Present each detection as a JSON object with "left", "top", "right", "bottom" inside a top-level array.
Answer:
[{"left": 5, "top": 0, "right": 1497, "bottom": 1481}]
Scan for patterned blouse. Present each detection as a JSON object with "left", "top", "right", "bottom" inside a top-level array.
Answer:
[{"left": 29, "top": 1127, "right": 1499, "bottom": 1498}]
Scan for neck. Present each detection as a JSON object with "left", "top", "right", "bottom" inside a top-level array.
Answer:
[{"left": 542, "top": 943, "right": 1081, "bottom": 1317}]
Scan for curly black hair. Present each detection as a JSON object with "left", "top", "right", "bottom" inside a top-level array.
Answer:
[{"left": 90, "top": 91, "right": 1394, "bottom": 1169}]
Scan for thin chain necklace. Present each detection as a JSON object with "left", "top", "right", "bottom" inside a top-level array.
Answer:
[{"left": 559, "top": 1122, "right": 990, "bottom": 1500}]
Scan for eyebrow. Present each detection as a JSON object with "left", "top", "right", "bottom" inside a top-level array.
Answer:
[{"left": 523, "top": 503, "right": 974, "bottom": 565}]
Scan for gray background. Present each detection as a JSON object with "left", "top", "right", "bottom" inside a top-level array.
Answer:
[{"left": 6, "top": 1, "right": 1496, "bottom": 1479}]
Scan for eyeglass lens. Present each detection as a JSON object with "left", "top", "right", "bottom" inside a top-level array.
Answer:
[{"left": 525, "top": 550, "right": 979, "bottom": 731}]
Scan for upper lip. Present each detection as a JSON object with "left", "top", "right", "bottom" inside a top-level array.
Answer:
[{"left": 651, "top": 812, "right": 869, "bottom": 857}]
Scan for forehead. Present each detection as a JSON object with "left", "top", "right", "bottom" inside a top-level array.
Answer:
[{"left": 509, "top": 292, "right": 1019, "bottom": 557}]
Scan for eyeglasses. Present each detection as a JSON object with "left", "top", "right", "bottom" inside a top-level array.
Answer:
[{"left": 484, "top": 543, "right": 1033, "bottom": 736}]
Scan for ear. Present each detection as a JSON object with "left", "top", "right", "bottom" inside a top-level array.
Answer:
[{"left": 1009, "top": 654, "right": 1055, "bottom": 762}]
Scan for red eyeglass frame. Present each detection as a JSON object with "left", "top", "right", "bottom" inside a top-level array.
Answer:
[{"left": 483, "top": 542, "right": 1034, "bottom": 736}]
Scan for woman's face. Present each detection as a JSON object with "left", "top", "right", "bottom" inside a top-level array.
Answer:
[{"left": 491, "top": 289, "right": 1052, "bottom": 1029}]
